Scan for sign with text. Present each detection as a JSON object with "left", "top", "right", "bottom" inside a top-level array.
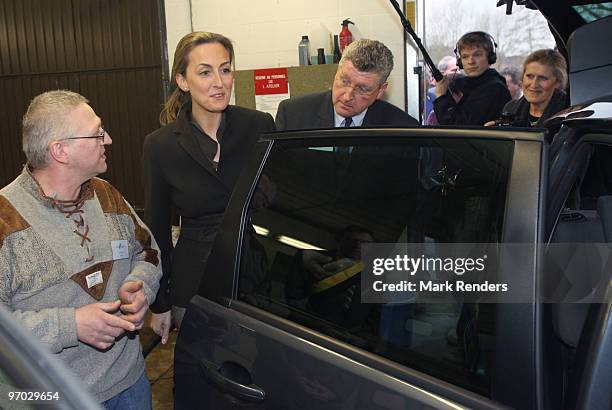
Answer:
[{"left": 254, "top": 68, "right": 290, "bottom": 117}]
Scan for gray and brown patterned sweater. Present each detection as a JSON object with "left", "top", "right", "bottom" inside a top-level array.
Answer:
[{"left": 0, "top": 168, "right": 161, "bottom": 402}]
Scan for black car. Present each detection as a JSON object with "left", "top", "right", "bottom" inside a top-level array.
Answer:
[{"left": 174, "top": 2, "right": 612, "bottom": 409}]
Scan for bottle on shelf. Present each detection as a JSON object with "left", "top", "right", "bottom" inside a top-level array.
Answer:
[
  {"left": 333, "top": 34, "right": 341, "bottom": 63},
  {"left": 317, "top": 48, "right": 326, "bottom": 64},
  {"left": 298, "top": 35, "right": 310, "bottom": 66}
]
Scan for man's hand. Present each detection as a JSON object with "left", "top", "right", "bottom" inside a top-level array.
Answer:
[
  {"left": 322, "top": 258, "right": 355, "bottom": 274},
  {"left": 150, "top": 311, "right": 172, "bottom": 344},
  {"left": 302, "top": 251, "right": 357, "bottom": 281},
  {"left": 435, "top": 76, "right": 449, "bottom": 97},
  {"left": 118, "top": 280, "right": 149, "bottom": 329},
  {"left": 302, "top": 251, "right": 333, "bottom": 280},
  {"left": 75, "top": 300, "right": 135, "bottom": 350}
]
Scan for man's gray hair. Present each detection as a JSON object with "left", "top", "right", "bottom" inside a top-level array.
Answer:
[
  {"left": 437, "top": 56, "right": 456, "bottom": 72},
  {"left": 339, "top": 39, "right": 394, "bottom": 83},
  {"left": 22, "top": 90, "right": 88, "bottom": 169},
  {"left": 500, "top": 66, "right": 521, "bottom": 85}
]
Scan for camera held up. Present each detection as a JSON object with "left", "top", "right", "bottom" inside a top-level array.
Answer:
[{"left": 494, "top": 111, "right": 517, "bottom": 126}]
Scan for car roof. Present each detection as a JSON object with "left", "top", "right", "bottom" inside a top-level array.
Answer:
[{"left": 264, "top": 127, "right": 546, "bottom": 143}]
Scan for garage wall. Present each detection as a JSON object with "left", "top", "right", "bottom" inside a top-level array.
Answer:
[
  {"left": 163, "top": 0, "right": 411, "bottom": 113},
  {"left": 0, "top": 0, "right": 165, "bottom": 209}
]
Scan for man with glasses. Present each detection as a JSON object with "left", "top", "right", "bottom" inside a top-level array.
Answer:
[
  {"left": 275, "top": 39, "right": 418, "bottom": 130},
  {"left": 0, "top": 90, "right": 161, "bottom": 408}
]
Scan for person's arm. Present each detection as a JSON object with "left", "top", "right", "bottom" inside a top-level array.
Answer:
[
  {"left": 116, "top": 197, "right": 162, "bottom": 329},
  {"left": 433, "top": 92, "right": 459, "bottom": 125},
  {"left": 464, "top": 84, "right": 511, "bottom": 125},
  {"left": 142, "top": 134, "right": 173, "bottom": 314},
  {"left": 0, "top": 224, "right": 76, "bottom": 353},
  {"left": 150, "top": 311, "right": 172, "bottom": 344},
  {"left": 121, "top": 199, "right": 162, "bottom": 307},
  {"left": 0, "top": 250, "right": 134, "bottom": 352},
  {"left": 84, "top": 178, "right": 162, "bottom": 335},
  {"left": 435, "top": 83, "right": 511, "bottom": 126}
]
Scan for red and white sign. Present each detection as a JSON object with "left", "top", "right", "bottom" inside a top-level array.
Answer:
[
  {"left": 253, "top": 68, "right": 290, "bottom": 117},
  {"left": 254, "top": 68, "right": 289, "bottom": 95}
]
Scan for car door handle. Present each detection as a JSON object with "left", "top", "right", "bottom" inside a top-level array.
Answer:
[{"left": 198, "top": 359, "right": 265, "bottom": 402}]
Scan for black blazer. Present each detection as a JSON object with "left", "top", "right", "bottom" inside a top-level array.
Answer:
[
  {"left": 502, "top": 88, "right": 568, "bottom": 127},
  {"left": 143, "top": 104, "right": 275, "bottom": 312},
  {"left": 275, "top": 90, "right": 418, "bottom": 130}
]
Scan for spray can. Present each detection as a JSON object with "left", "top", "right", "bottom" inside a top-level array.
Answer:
[
  {"left": 298, "top": 35, "right": 310, "bottom": 66},
  {"left": 339, "top": 19, "right": 354, "bottom": 53}
]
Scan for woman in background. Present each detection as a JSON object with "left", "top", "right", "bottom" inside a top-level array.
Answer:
[
  {"left": 489, "top": 48, "right": 567, "bottom": 127},
  {"left": 143, "top": 32, "right": 274, "bottom": 343}
]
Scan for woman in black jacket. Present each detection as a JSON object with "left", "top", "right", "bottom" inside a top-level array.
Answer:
[
  {"left": 492, "top": 49, "right": 568, "bottom": 127},
  {"left": 143, "top": 32, "right": 274, "bottom": 343}
]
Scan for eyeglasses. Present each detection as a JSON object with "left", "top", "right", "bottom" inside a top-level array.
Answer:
[
  {"left": 63, "top": 127, "right": 107, "bottom": 143},
  {"left": 335, "top": 75, "right": 381, "bottom": 98}
]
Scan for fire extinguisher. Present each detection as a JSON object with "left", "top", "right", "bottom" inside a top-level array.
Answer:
[{"left": 339, "top": 19, "right": 354, "bottom": 53}]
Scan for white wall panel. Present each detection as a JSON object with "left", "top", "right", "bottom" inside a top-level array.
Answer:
[{"left": 164, "top": 0, "right": 414, "bottom": 112}]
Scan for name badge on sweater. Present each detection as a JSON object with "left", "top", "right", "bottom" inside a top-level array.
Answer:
[
  {"left": 86, "top": 271, "right": 103, "bottom": 288},
  {"left": 111, "top": 240, "right": 129, "bottom": 260}
]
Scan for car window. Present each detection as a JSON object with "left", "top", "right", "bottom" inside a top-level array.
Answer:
[
  {"left": 546, "top": 141, "right": 612, "bottom": 409},
  {"left": 238, "top": 138, "right": 513, "bottom": 396},
  {"left": 572, "top": 2, "right": 612, "bottom": 22},
  {"left": 577, "top": 143, "right": 612, "bottom": 207}
]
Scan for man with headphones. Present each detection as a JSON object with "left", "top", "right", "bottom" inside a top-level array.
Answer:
[{"left": 433, "top": 31, "right": 511, "bottom": 126}]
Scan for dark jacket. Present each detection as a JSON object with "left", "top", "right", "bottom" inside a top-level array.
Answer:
[
  {"left": 501, "top": 88, "right": 568, "bottom": 127},
  {"left": 434, "top": 68, "right": 511, "bottom": 126},
  {"left": 275, "top": 90, "right": 419, "bottom": 130},
  {"left": 143, "top": 104, "right": 275, "bottom": 311}
]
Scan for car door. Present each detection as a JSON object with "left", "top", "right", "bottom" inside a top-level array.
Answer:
[
  {"left": 543, "top": 117, "right": 612, "bottom": 410},
  {"left": 0, "top": 304, "right": 100, "bottom": 410},
  {"left": 175, "top": 128, "right": 548, "bottom": 409}
]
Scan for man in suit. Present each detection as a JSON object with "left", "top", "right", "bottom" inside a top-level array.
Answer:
[{"left": 275, "top": 39, "right": 418, "bottom": 130}]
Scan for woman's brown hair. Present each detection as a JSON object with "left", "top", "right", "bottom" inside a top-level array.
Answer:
[{"left": 159, "top": 32, "right": 235, "bottom": 125}]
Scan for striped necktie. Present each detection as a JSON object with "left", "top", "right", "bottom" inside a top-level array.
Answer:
[{"left": 343, "top": 117, "right": 353, "bottom": 128}]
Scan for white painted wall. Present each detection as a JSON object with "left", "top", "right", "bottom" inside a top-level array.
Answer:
[{"left": 164, "top": 0, "right": 420, "bottom": 117}]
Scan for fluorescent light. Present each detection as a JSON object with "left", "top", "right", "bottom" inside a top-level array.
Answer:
[
  {"left": 276, "top": 235, "right": 325, "bottom": 251},
  {"left": 252, "top": 225, "right": 326, "bottom": 251},
  {"left": 253, "top": 224, "right": 269, "bottom": 236}
]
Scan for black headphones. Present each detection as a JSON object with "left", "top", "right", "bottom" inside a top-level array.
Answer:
[{"left": 454, "top": 31, "right": 498, "bottom": 69}]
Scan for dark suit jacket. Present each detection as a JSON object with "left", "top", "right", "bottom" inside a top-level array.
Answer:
[
  {"left": 143, "top": 104, "right": 275, "bottom": 312},
  {"left": 275, "top": 90, "right": 418, "bottom": 130},
  {"left": 502, "top": 88, "right": 567, "bottom": 127}
]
